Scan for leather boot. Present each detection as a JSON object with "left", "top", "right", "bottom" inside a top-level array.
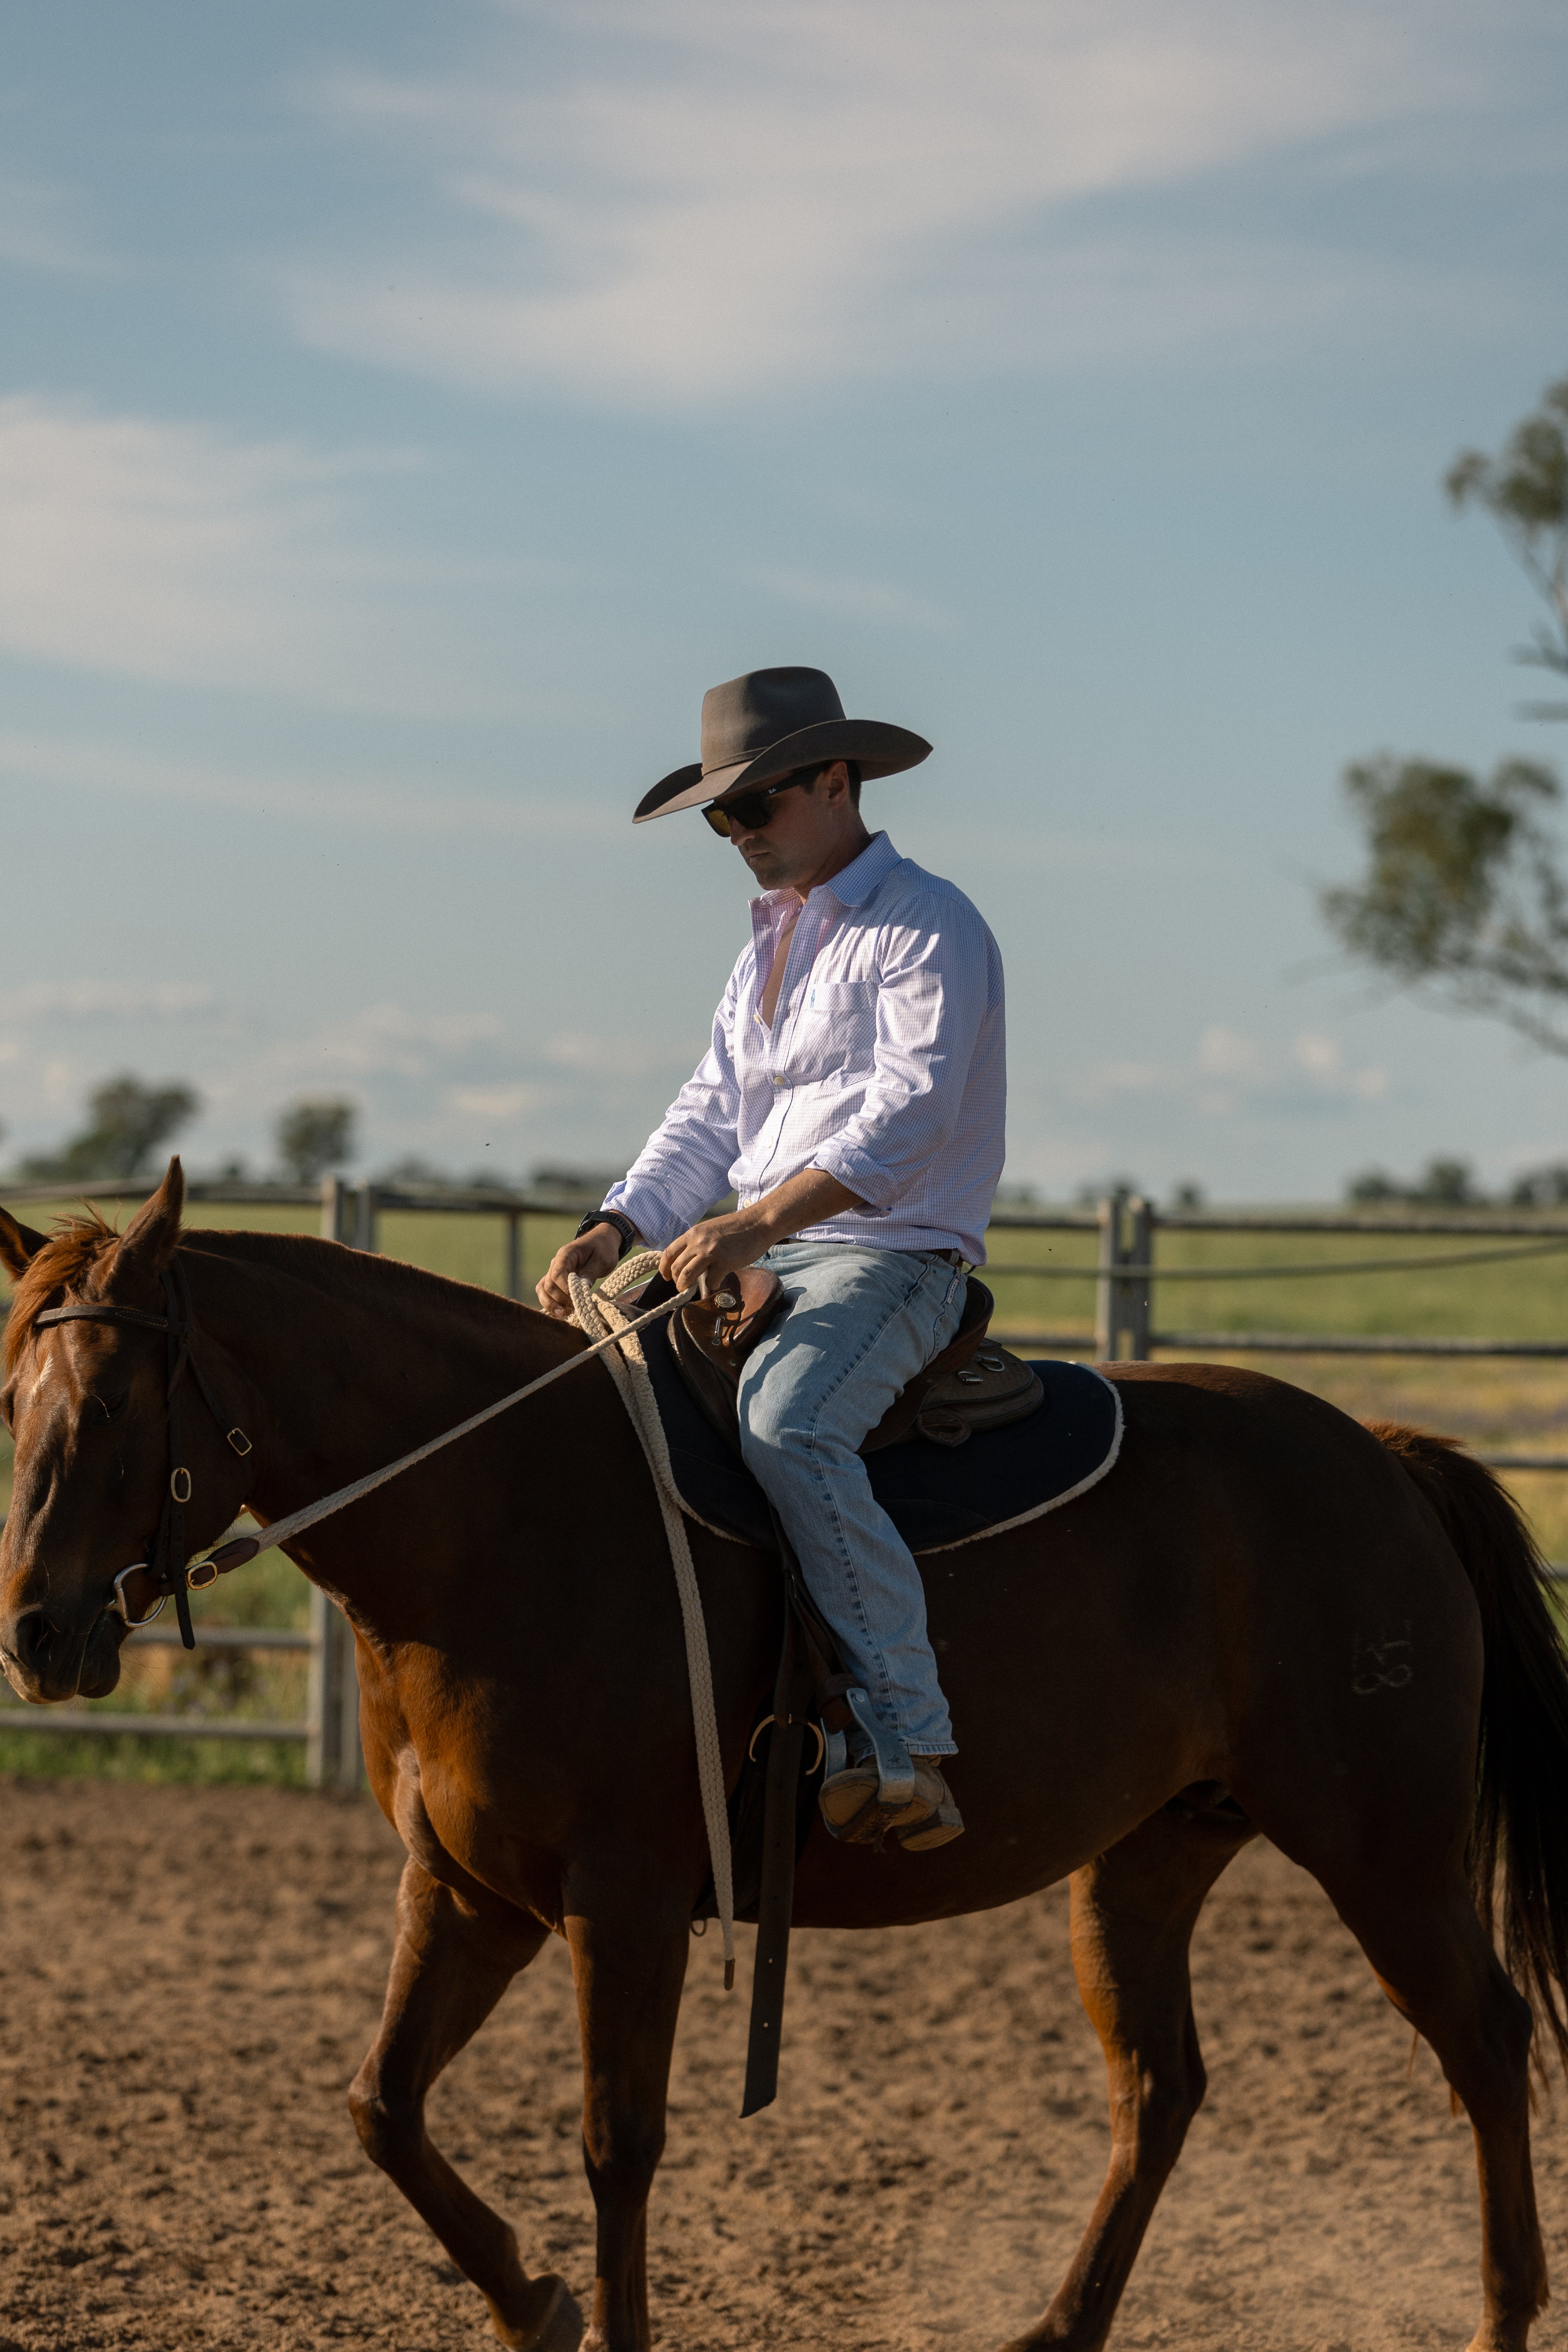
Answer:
[{"left": 819, "top": 1758, "right": 964, "bottom": 1850}]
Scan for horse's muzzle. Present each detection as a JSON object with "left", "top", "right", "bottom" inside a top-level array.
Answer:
[{"left": 1, "top": 1604, "right": 123, "bottom": 1704}]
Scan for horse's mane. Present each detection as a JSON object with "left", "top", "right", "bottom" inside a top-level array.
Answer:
[{"left": 2, "top": 1210, "right": 120, "bottom": 1376}]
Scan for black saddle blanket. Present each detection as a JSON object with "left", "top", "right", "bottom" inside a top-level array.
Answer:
[{"left": 637, "top": 1294, "right": 1122, "bottom": 1553}]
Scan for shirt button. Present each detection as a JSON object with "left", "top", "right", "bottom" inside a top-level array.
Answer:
[{"left": 772, "top": 1074, "right": 785, "bottom": 1086}]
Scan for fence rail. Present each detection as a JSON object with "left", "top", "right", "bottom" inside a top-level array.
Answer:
[
  {"left": 0, "top": 1531, "right": 360, "bottom": 1786},
  {"left": 1055, "top": 1191, "right": 1568, "bottom": 1368},
  {"left": 7, "top": 1175, "right": 1568, "bottom": 1758}
]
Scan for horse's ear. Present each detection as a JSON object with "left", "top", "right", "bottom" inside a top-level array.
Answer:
[
  {"left": 100, "top": 1158, "right": 185, "bottom": 1294},
  {"left": 0, "top": 1207, "right": 47, "bottom": 1281}
]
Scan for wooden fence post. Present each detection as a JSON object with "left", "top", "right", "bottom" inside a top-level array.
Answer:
[
  {"left": 1095, "top": 1191, "right": 1125, "bottom": 1359},
  {"left": 353, "top": 1182, "right": 379, "bottom": 1253},
  {"left": 320, "top": 1176, "right": 347, "bottom": 1242},
  {"left": 1096, "top": 1190, "right": 1155, "bottom": 1360},
  {"left": 306, "top": 1587, "right": 363, "bottom": 1791},
  {"left": 1126, "top": 1196, "right": 1154, "bottom": 1360}
]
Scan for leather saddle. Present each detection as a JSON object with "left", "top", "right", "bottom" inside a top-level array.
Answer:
[{"left": 667, "top": 1264, "right": 1043, "bottom": 1457}]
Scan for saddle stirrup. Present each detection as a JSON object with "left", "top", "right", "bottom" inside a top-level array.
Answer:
[{"left": 832, "top": 1686, "right": 916, "bottom": 1809}]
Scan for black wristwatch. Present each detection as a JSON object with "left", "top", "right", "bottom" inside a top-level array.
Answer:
[{"left": 575, "top": 1208, "right": 639, "bottom": 1261}]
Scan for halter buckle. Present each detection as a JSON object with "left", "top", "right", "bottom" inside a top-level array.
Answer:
[
  {"left": 185, "top": 1558, "right": 220, "bottom": 1591},
  {"left": 170, "top": 1467, "right": 192, "bottom": 1504},
  {"left": 226, "top": 1428, "right": 252, "bottom": 1457}
]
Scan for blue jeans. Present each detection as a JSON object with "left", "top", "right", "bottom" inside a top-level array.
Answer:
[{"left": 736, "top": 1241, "right": 965, "bottom": 1757}]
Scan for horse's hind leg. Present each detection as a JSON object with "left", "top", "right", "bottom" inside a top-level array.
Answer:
[
  {"left": 1002, "top": 1803, "right": 1253, "bottom": 2352},
  {"left": 1325, "top": 1871, "right": 1544, "bottom": 2352},
  {"left": 349, "top": 1858, "right": 580, "bottom": 2352}
]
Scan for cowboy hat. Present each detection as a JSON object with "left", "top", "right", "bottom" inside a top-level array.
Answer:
[{"left": 633, "top": 666, "right": 931, "bottom": 823}]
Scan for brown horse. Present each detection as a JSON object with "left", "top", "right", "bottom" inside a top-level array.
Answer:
[{"left": 3, "top": 1161, "right": 1568, "bottom": 2352}]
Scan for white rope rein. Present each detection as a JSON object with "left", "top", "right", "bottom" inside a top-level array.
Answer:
[{"left": 570, "top": 1254, "right": 737, "bottom": 1991}]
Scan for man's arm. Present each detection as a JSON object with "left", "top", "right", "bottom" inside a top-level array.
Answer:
[
  {"left": 536, "top": 958, "right": 748, "bottom": 1319},
  {"left": 537, "top": 1167, "right": 863, "bottom": 1318},
  {"left": 604, "top": 961, "right": 747, "bottom": 1245},
  {"left": 659, "top": 1167, "right": 863, "bottom": 1295}
]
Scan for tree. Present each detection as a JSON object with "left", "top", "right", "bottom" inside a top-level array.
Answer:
[
  {"left": 21, "top": 1075, "right": 200, "bottom": 1181},
  {"left": 1345, "top": 1157, "right": 1485, "bottom": 1207},
  {"left": 1446, "top": 376, "right": 1568, "bottom": 717},
  {"left": 276, "top": 1098, "right": 357, "bottom": 1185},
  {"left": 1320, "top": 755, "right": 1568, "bottom": 1050},
  {"left": 1323, "top": 378, "right": 1568, "bottom": 1046},
  {"left": 1509, "top": 1160, "right": 1568, "bottom": 1208}
]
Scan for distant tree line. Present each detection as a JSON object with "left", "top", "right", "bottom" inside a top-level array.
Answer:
[
  {"left": 1010, "top": 1178, "right": 1209, "bottom": 1212},
  {"left": 9, "top": 1076, "right": 360, "bottom": 1187},
  {"left": 3, "top": 1082, "right": 633, "bottom": 1199},
  {"left": 1345, "top": 1154, "right": 1568, "bottom": 1210}
]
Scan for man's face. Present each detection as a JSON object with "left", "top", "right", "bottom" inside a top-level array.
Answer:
[{"left": 726, "top": 763, "right": 857, "bottom": 893}]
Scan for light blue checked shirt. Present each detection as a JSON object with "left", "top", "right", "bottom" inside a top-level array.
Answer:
[{"left": 606, "top": 832, "right": 1006, "bottom": 1266}]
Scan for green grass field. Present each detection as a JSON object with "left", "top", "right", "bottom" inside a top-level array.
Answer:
[{"left": 4, "top": 1191, "right": 1568, "bottom": 1777}]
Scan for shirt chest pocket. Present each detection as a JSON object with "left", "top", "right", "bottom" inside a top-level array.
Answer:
[
  {"left": 796, "top": 977, "right": 878, "bottom": 1080},
  {"left": 809, "top": 979, "right": 877, "bottom": 1013}
]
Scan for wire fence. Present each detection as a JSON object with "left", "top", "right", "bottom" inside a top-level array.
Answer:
[
  {"left": 3, "top": 1174, "right": 1568, "bottom": 1767},
  {"left": 983, "top": 1191, "right": 1568, "bottom": 1474}
]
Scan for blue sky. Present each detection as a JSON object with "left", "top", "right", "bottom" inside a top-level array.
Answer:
[{"left": 4, "top": 0, "right": 1567, "bottom": 1201}]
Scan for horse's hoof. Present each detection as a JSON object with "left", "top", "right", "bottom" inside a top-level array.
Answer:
[
  {"left": 1466, "top": 2321, "right": 1536, "bottom": 2352},
  {"left": 490, "top": 2272, "right": 583, "bottom": 2352}
]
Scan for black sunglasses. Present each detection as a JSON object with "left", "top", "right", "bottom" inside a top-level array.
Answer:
[{"left": 702, "top": 769, "right": 815, "bottom": 838}]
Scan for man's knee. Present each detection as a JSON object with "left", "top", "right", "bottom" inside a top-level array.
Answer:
[{"left": 738, "top": 1376, "right": 798, "bottom": 1466}]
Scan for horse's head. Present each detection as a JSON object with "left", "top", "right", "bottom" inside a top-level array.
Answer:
[{"left": 0, "top": 1161, "right": 250, "bottom": 1702}]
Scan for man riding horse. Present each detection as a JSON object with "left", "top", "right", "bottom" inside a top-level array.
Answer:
[{"left": 539, "top": 666, "right": 1005, "bottom": 1854}]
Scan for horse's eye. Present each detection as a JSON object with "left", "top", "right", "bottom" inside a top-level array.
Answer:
[{"left": 96, "top": 1391, "right": 129, "bottom": 1424}]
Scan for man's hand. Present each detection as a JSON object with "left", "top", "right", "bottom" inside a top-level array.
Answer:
[
  {"left": 660, "top": 1209, "right": 770, "bottom": 1299},
  {"left": 536, "top": 1223, "right": 622, "bottom": 1320},
  {"left": 660, "top": 1167, "right": 863, "bottom": 1296}
]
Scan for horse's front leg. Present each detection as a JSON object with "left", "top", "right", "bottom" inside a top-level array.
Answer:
[
  {"left": 565, "top": 1857, "right": 691, "bottom": 2352},
  {"left": 349, "top": 1857, "right": 581, "bottom": 2351}
]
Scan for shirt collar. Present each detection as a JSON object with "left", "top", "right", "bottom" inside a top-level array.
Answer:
[
  {"left": 817, "top": 830, "right": 899, "bottom": 907},
  {"left": 751, "top": 831, "right": 899, "bottom": 927}
]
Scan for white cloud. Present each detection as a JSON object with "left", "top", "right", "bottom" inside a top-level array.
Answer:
[
  {"left": 1079, "top": 1023, "right": 1387, "bottom": 1116},
  {"left": 447, "top": 1083, "right": 553, "bottom": 1121},
  {"left": 0, "top": 980, "right": 214, "bottom": 1023},
  {"left": 543, "top": 1031, "right": 685, "bottom": 1080},
  {"left": 1197, "top": 1024, "right": 1267, "bottom": 1082},
  {"left": 752, "top": 570, "right": 955, "bottom": 632},
  {"left": 0, "top": 734, "right": 617, "bottom": 841},
  {"left": 0, "top": 396, "right": 524, "bottom": 713},
  {"left": 243, "top": 1005, "right": 505, "bottom": 1090},
  {"left": 37, "top": 1060, "right": 80, "bottom": 1113},
  {"left": 1290, "top": 1029, "right": 1388, "bottom": 1099},
  {"left": 281, "top": 0, "right": 1503, "bottom": 404}
]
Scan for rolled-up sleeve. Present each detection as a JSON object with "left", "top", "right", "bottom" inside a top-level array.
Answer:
[
  {"left": 808, "top": 902, "right": 997, "bottom": 1210},
  {"left": 603, "top": 957, "right": 747, "bottom": 1246}
]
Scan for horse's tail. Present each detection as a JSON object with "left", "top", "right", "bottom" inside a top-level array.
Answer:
[{"left": 1371, "top": 1419, "right": 1568, "bottom": 2078}]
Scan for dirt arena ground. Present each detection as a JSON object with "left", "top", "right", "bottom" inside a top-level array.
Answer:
[{"left": 0, "top": 1780, "right": 1563, "bottom": 2352}]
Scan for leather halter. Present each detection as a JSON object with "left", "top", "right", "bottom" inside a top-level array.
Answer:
[{"left": 33, "top": 1261, "right": 252, "bottom": 1649}]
